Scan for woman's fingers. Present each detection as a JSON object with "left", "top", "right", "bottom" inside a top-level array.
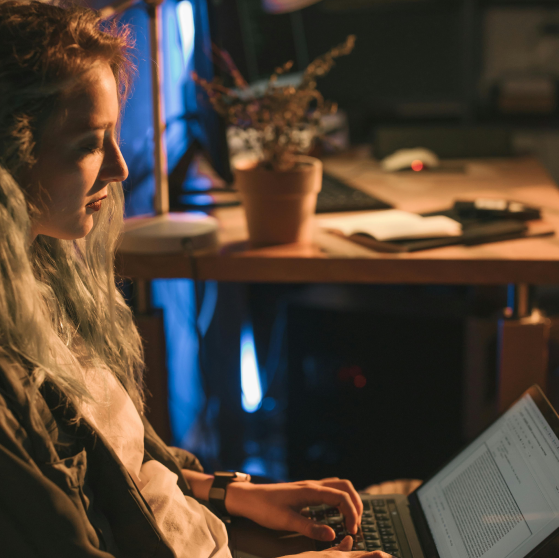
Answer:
[
  {"left": 304, "top": 486, "right": 360, "bottom": 534},
  {"left": 331, "top": 535, "right": 353, "bottom": 551},
  {"left": 287, "top": 510, "right": 337, "bottom": 541},
  {"left": 317, "top": 479, "right": 363, "bottom": 522},
  {"left": 327, "top": 539, "right": 396, "bottom": 558}
]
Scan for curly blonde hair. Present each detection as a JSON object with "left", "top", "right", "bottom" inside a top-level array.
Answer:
[{"left": 0, "top": 1, "right": 145, "bottom": 412}]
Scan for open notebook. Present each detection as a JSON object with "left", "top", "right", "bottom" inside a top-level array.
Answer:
[
  {"left": 319, "top": 210, "right": 462, "bottom": 242},
  {"left": 318, "top": 209, "right": 553, "bottom": 253}
]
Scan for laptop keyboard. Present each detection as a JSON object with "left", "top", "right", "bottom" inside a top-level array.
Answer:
[{"left": 310, "top": 499, "right": 401, "bottom": 556}]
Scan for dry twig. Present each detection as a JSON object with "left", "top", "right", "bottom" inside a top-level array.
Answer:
[{"left": 192, "top": 35, "right": 356, "bottom": 171}]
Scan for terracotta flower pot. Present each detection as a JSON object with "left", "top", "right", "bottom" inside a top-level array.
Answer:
[{"left": 234, "top": 156, "right": 323, "bottom": 248}]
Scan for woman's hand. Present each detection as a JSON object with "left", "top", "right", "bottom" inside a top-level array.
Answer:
[
  {"left": 226, "top": 478, "right": 363, "bottom": 541},
  {"left": 282, "top": 536, "right": 394, "bottom": 558}
]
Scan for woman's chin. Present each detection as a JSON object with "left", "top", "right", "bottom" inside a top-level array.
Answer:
[
  {"left": 73, "top": 220, "right": 94, "bottom": 240},
  {"left": 66, "top": 213, "right": 95, "bottom": 239},
  {"left": 35, "top": 216, "right": 94, "bottom": 241}
]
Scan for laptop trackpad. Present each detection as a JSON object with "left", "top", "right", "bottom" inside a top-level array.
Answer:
[{"left": 228, "top": 518, "right": 315, "bottom": 558}]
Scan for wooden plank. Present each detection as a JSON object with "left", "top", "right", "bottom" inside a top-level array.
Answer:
[{"left": 116, "top": 251, "right": 559, "bottom": 284}]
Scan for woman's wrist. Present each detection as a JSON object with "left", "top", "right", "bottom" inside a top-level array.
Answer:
[
  {"left": 224, "top": 480, "right": 254, "bottom": 517},
  {"left": 181, "top": 469, "right": 215, "bottom": 501},
  {"left": 181, "top": 469, "right": 255, "bottom": 517}
]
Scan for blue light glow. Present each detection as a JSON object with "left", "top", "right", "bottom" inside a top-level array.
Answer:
[
  {"left": 179, "top": 194, "right": 214, "bottom": 206},
  {"left": 241, "top": 322, "right": 263, "bottom": 413},
  {"left": 152, "top": 279, "right": 205, "bottom": 444},
  {"left": 120, "top": 0, "right": 219, "bottom": 450},
  {"left": 197, "top": 281, "right": 218, "bottom": 336},
  {"left": 177, "top": 1, "right": 195, "bottom": 67}
]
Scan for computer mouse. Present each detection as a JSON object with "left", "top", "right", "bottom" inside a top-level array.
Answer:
[{"left": 380, "top": 147, "right": 440, "bottom": 172}]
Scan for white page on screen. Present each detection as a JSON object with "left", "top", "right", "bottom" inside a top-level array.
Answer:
[{"left": 417, "top": 394, "right": 559, "bottom": 558}]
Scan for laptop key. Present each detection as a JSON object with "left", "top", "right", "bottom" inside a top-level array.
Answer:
[{"left": 380, "top": 532, "right": 394, "bottom": 539}]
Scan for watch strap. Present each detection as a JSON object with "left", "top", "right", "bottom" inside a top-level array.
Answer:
[{"left": 209, "top": 472, "right": 250, "bottom": 518}]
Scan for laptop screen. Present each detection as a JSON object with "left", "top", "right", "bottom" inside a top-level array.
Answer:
[{"left": 416, "top": 392, "right": 559, "bottom": 558}]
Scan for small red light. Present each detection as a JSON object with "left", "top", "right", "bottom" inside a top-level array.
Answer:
[
  {"left": 353, "top": 375, "right": 367, "bottom": 388},
  {"left": 411, "top": 160, "right": 424, "bottom": 172},
  {"left": 348, "top": 365, "right": 361, "bottom": 378}
]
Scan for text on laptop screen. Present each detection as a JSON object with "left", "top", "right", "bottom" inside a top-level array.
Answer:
[{"left": 417, "top": 394, "right": 559, "bottom": 558}]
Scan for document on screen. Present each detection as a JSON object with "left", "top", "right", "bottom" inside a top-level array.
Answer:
[{"left": 418, "top": 395, "right": 559, "bottom": 558}]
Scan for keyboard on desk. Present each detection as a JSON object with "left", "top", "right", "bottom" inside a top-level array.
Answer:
[
  {"left": 316, "top": 173, "right": 392, "bottom": 214},
  {"left": 310, "top": 499, "right": 402, "bottom": 556}
]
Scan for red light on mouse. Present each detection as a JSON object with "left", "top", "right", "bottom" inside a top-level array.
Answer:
[{"left": 411, "top": 160, "right": 424, "bottom": 172}]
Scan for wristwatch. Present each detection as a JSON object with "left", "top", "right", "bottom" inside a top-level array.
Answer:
[{"left": 209, "top": 471, "right": 251, "bottom": 519}]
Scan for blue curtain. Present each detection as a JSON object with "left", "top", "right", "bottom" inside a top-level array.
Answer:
[{"left": 118, "top": 0, "right": 215, "bottom": 445}]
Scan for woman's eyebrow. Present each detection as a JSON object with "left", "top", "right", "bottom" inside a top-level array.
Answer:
[
  {"left": 67, "top": 114, "right": 115, "bottom": 131},
  {"left": 70, "top": 122, "right": 114, "bottom": 138},
  {"left": 84, "top": 122, "right": 113, "bottom": 131}
]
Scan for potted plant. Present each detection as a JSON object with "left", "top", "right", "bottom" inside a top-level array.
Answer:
[{"left": 193, "top": 36, "right": 355, "bottom": 247}]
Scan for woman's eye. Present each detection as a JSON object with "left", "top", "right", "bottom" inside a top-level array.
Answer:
[{"left": 80, "top": 144, "right": 104, "bottom": 155}]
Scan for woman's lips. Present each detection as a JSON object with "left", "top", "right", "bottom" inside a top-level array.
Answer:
[{"left": 85, "top": 195, "right": 107, "bottom": 212}]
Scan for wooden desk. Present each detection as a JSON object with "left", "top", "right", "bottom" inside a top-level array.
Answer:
[
  {"left": 117, "top": 155, "right": 559, "bottom": 443},
  {"left": 118, "top": 156, "right": 559, "bottom": 285}
]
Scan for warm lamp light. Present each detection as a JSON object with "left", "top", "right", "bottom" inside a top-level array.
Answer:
[{"left": 262, "top": 0, "right": 321, "bottom": 14}]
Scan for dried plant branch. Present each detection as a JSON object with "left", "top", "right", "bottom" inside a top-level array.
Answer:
[
  {"left": 211, "top": 44, "right": 248, "bottom": 90},
  {"left": 193, "top": 35, "right": 356, "bottom": 171}
]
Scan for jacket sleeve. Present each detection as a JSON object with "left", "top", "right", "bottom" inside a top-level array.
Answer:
[
  {"left": 0, "top": 396, "right": 116, "bottom": 558},
  {"left": 142, "top": 415, "right": 204, "bottom": 473}
]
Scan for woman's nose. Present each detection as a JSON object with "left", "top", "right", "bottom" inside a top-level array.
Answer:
[{"left": 100, "top": 140, "right": 129, "bottom": 184}]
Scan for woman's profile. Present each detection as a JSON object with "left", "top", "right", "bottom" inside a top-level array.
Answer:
[{"left": 0, "top": 1, "right": 398, "bottom": 556}]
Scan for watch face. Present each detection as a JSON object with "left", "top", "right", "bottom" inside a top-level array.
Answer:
[
  {"left": 214, "top": 471, "right": 237, "bottom": 479},
  {"left": 213, "top": 471, "right": 251, "bottom": 482}
]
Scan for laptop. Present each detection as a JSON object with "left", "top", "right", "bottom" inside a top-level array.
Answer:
[{"left": 228, "top": 385, "right": 559, "bottom": 558}]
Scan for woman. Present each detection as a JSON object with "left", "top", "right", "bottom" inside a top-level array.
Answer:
[{"left": 0, "top": 2, "right": 395, "bottom": 557}]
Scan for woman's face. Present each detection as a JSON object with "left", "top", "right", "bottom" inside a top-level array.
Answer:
[{"left": 27, "top": 62, "right": 128, "bottom": 240}]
